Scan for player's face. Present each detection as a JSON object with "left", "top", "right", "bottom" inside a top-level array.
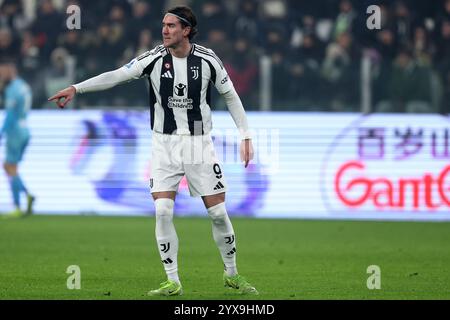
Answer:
[{"left": 162, "top": 14, "right": 189, "bottom": 48}]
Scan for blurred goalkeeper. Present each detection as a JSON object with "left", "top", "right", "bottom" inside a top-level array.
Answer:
[
  {"left": 0, "top": 58, "right": 35, "bottom": 218},
  {"left": 48, "top": 6, "right": 257, "bottom": 296}
]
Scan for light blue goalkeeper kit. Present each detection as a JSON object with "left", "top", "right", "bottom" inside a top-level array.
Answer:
[{"left": 1, "top": 77, "right": 32, "bottom": 208}]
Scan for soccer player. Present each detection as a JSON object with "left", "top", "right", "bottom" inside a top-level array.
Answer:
[
  {"left": 0, "top": 58, "right": 35, "bottom": 217},
  {"left": 48, "top": 6, "right": 257, "bottom": 296}
]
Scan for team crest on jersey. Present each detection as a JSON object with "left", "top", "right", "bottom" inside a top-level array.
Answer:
[{"left": 190, "top": 66, "right": 199, "bottom": 80}]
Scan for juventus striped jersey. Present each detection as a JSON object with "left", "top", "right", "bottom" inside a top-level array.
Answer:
[{"left": 73, "top": 44, "right": 251, "bottom": 139}]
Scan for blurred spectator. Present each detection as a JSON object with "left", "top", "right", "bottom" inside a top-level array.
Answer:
[
  {"left": 270, "top": 49, "right": 290, "bottom": 108},
  {"left": 261, "top": 0, "right": 288, "bottom": 22},
  {"left": 435, "top": 0, "right": 450, "bottom": 29},
  {"left": 74, "top": 55, "right": 102, "bottom": 108},
  {"left": 322, "top": 32, "right": 359, "bottom": 111},
  {"left": 127, "top": 0, "right": 160, "bottom": 46},
  {"left": 441, "top": 69, "right": 450, "bottom": 114},
  {"left": 224, "top": 38, "right": 259, "bottom": 109},
  {"left": 87, "top": 21, "right": 126, "bottom": 71},
  {"left": 19, "top": 29, "right": 40, "bottom": 87},
  {"left": 135, "top": 28, "right": 155, "bottom": 57},
  {"left": 436, "top": 20, "right": 450, "bottom": 114},
  {"left": 372, "top": 29, "right": 397, "bottom": 109},
  {"left": 260, "top": 0, "right": 292, "bottom": 45},
  {"left": 40, "top": 47, "right": 75, "bottom": 108},
  {"left": 200, "top": 27, "right": 233, "bottom": 62},
  {"left": 263, "top": 24, "right": 291, "bottom": 108},
  {"left": 119, "top": 28, "right": 155, "bottom": 108},
  {"left": 375, "top": 28, "right": 398, "bottom": 61},
  {"left": 196, "top": 1, "right": 230, "bottom": 42},
  {"left": 435, "top": 19, "right": 450, "bottom": 66},
  {"left": 262, "top": 23, "right": 291, "bottom": 107},
  {"left": 264, "top": 25, "right": 287, "bottom": 55},
  {"left": 333, "top": 0, "right": 357, "bottom": 39},
  {"left": 108, "top": 4, "right": 128, "bottom": 59},
  {"left": 0, "top": 1, "right": 448, "bottom": 112},
  {"left": 287, "top": 0, "right": 334, "bottom": 19},
  {"left": 31, "top": 0, "right": 64, "bottom": 61},
  {"left": 290, "top": 14, "right": 319, "bottom": 49},
  {"left": 0, "top": 27, "right": 18, "bottom": 57},
  {"left": 58, "top": 30, "right": 87, "bottom": 60},
  {"left": 390, "top": 1, "right": 416, "bottom": 47},
  {"left": 379, "top": 48, "right": 434, "bottom": 113},
  {"left": 0, "top": 0, "right": 29, "bottom": 32},
  {"left": 287, "top": 34, "right": 324, "bottom": 109},
  {"left": 412, "top": 26, "right": 434, "bottom": 62},
  {"left": 231, "top": 0, "right": 263, "bottom": 45}
]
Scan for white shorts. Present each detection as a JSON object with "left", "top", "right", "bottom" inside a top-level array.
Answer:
[{"left": 150, "top": 132, "right": 227, "bottom": 197}]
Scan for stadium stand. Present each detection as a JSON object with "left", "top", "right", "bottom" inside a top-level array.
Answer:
[{"left": 0, "top": 0, "right": 449, "bottom": 113}]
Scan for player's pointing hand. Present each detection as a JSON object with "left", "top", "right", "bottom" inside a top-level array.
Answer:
[{"left": 48, "top": 86, "right": 76, "bottom": 108}]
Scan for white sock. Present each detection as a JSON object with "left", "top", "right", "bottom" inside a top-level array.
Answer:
[
  {"left": 167, "top": 271, "right": 180, "bottom": 284},
  {"left": 207, "top": 202, "right": 238, "bottom": 277},
  {"left": 154, "top": 198, "right": 180, "bottom": 284}
]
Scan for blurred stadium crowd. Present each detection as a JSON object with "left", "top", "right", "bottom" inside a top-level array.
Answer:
[{"left": 0, "top": 0, "right": 449, "bottom": 113}]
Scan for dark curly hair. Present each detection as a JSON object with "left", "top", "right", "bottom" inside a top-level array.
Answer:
[{"left": 166, "top": 6, "right": 198, "bottom": 41}]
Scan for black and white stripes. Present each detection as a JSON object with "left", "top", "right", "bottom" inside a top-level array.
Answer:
[{"left": 136, "top": 43, "right": 233, "bottom": 135}]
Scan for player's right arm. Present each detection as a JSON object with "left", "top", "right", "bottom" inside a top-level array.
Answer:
[
  {"left": 48, "top": 47, "right": 161, "bottom": 108},
  {"left": 48, "top": 64, "right": 141, "bottom": 108}
]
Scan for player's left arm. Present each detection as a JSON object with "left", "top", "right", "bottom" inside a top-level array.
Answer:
[
  {"left": 221, "top": 87, "right": 254, "bottom": 168},
  {"left": 208, "top": 50, "right": 254, "bottom": 168}
]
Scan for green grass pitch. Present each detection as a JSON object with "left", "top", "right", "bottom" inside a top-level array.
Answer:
[{"left": 1, "top": 215, "right": 449, "bottom": 299}]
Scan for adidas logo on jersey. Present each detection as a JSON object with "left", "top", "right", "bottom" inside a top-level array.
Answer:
[
  {"left": 162, "top": 70, "right": 173, "bottom": 78},
  {"left": 214, "top": 181, "right": 225, "bottom": 191}
]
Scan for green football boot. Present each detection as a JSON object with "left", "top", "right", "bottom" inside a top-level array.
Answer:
[
  {"left": 2, "top": 208, "right": 24, "bottom": 219},
  {"left": 223, "top": 273, "right": 259, "bottom": 295},
  {"left": 147, "top": 280, "right": 183, "bottom": 296},
  {"left": 26, "top": 194, "right": 35, "bottom": 215}
]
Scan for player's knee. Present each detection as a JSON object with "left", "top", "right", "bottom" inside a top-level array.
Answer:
[
  {"left": 3, "top": 163, "right": 16, "bottom": 176},
  {"left": 207, "top": 202, "right": 228, "bottom": 223},
  {"left": 154, "top": 198, "right": 175, "bottom": 219}
]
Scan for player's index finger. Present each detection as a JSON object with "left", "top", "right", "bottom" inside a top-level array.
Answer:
[{"left": 48, "top": 94, "right": 62, "bottom": 101}]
